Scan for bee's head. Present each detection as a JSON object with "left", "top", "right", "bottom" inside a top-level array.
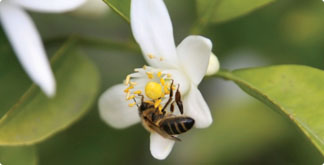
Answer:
[{"left": 139, "top": 102, "right": 153, "bottom": 112}]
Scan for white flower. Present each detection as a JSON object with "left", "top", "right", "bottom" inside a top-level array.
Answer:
[
  {"left": 73, "top": 0, "right": 109, "bottom": 17},
  {"left": 98, "top": 0, "right": 219, "bottom": 160},
  {"left": 0, "top": 0, "right": 86, "bottom": 97}
]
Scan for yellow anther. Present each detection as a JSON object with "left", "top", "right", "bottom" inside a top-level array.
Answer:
[
  {"left": 130, "top": 82, "right": 137, "bottom": 86},
  {"left": 133, "top": 90, "right": 142, "bottom": 95},
  {"left": 124, "top": 85, "right": 134, "bottom": 93},
  {"left": 143, "top": 65, "right": 147, "bottom": 70},
  {"left": 148, "top": 54, "right": 155, "bottom": 59},
  {"left": 160, "top": 78, "right": 165, "bottom": 86},
  {"left": 159, "top": 57, "right": 164, "bottom": 61},
  {"left": 167, "top": 73, "right": 172, "bottom": 78},
  {"left": 125, "top": 75, "right": 131, "bottom": 85},
  {"left": 128, "top": 102, "right": 136, "bottom": 107},
  {"left": 145, "top": 82, "right": 162, "bottom": 100},
  {"left": 127, "top": 95, "right": 135, "bottom": 100},
  {"left": 157, "top": 71, "right": 162, "bottom": 78},
  {"left": 146, "top": 72, "right": 154, "bottom": 79}
]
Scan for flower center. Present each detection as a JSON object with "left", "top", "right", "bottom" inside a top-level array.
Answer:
[
  {"left": 145, "top": 82, "right": 162, "bottom": 100},
  {"left": 123, "top": 65, "right": 175, "bottom": 111}
]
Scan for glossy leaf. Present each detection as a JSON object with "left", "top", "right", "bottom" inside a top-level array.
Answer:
[
  {"left": 216, "top": 65, "right": 324, "bottom": 155},
  {"left": 0, "top": 39, "right": 100, "bottom": 145},
  {"left": 0, "top": 146, "right": 37, "bottom": 165},
  {"left": 103, "top": 0, "right": 130, "bottom": 22},
  {"left": 196, "top": 0, "right": 275, "bottom": 24}
]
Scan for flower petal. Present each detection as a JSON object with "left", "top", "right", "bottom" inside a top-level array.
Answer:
[
  {"left": 177, "top": 35, "right": 212, "bottom": 85},
  {"left": 98, "top": 84, "right": 140, "bottom": 129},
  {"left": 150, "top": 133, "right": 175, "bottom": 160},
  {"left": 131, "top": 0, "right": 178, "bottom": 68},
  {"left": 183, "top": 84, "right": 212, "bottom": 128},
  {"left": 0, "top": 3, "right": 56, "bottom": 97},
  {"left": 11, "top": 0, "right": 86, "bottom": 13},
  {"left": 162, "top": 69, "right": 190, "bottom": 95}
]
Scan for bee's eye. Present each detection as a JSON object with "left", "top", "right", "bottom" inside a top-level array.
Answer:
[{"left": 140, "top": 102, "right": 149, "bottom": 112}]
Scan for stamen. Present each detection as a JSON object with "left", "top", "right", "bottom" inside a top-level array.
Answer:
[
  {"left": 126, "top": 91, "right": 130, "bottom": 99},
  {"left": 167, "top": 73, "right": 172, "bottom": 78},
  {"left": 127, "top": 95, "right": 135, "bottom": 100},
  {"left": 128, "top": 102, "right": 136, "bottom": 107},
  {"left": 125, "top": 75, "right": 131, "bottom": 85},
  {"left": 124, "top": 85, "right": 134, "bottom": 93},
  {"left": 158, "top": 105, "right": 163, "bottom": 112},
  {"left": 133, "top": 90, "right": 142, "bottom": 95},
  {"left": 143, "top": 65, "right": 147, "bottom": 70},
  {"left": 130, "top": 82, "right": 137, "bottom": 86},
  {"left": 145, "top": 100, "right": 154, "bottom": 104},
  {"left": 159, "top": 57, "right": 164, "bottom": 61},
  {"left": 157, "top": 71, "right": 162, "bottom": 78},
  {"left": 146, "top": 72, "right": 154, "bottom": 79}
]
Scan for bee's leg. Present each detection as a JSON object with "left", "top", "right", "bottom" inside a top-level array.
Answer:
[
  {"left": 175, "top": 84, "right": 184, "bottom": 114},
  {"left": 170, "top": 101, "right": 175, "bottom": 113},
  {"left": 161, "top": 80, "right": 174, "bottom": 113}
]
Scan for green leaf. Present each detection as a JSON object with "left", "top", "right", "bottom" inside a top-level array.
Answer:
[
  {"left": 103, "top": 0, "right": 130, "bottom": 22},
  {"left": 0, "top": 146, "right": 37, "bottom": 165},
  {"left": 216, "top": 65, "right": 324, "bottom": 156},
  {"left": 196, "top": 0, "right": 275, "bottom": 24},
  {"left": 0, "top": 39, "right": 100, "bottom": 145}
]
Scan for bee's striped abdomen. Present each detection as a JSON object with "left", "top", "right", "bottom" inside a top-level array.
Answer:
[{"left": 160, "top": 117, "right": 195, "bottom": 135}]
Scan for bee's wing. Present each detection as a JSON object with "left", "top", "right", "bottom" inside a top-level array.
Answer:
[{"left": 144, "top": 116, "right": 181, "bottom": 141}]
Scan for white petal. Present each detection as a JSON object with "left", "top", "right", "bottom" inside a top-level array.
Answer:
[
  {"left": 98, "top": 84, "right": 140, "bottom": 129},
  {"left": 11, "top": 0, "right": 86, "bottom": 13},
  {"left": 150, "top": 133, "right": 175, "bottom": 160},
  {"left": 177, "top": 35, "right": 212, "bottom": 85},
  {"left": 131, "top": 0, "right": 178, "bottom": 68},
  {"left": 0, "top": 3, "right": 56, "bottom": 97},
  {"left": 162, "top": 69, "right": 190, "bottom": 95},
  {"left": 72, "top": 0, "right": 109, "bottom": 17},
  {"left": 183, "top": 84, "right": 212, "bottom": 128},
  {"left": 206, "top": 52, "right": 220, "bottom": 76}
]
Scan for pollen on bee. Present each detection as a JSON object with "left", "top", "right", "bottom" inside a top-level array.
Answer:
[
  {"left": 158, "top": 105, "right": 163, "bottom": 112},
  {"left": 128, "top": 102, "right": 136, "bottom": 107},
  {"left": 146, "top": 72, "right": 154, "bottom": 79}
]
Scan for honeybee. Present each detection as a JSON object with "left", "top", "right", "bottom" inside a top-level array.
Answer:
[{"left": 135, "top": 81, "right": 195, "bottom": 141}]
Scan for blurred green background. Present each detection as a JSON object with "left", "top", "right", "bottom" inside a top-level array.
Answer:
[{"left": 1, "top": 0, "right": 324, "bottom": 164}]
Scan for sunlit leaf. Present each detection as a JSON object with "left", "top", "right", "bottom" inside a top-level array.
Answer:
[
  {"left": 216, "top": 65, "right": 324, "bottom": 156},
  {"left": 0, "top": 146, "right": 37, "bottom": 165},
  {"left": 0, "top": 39, "right": 100, "bottom": 145},
  {"left": 103, "top": 0, "right": 130, "bottom": 22},
  {"left": 196, "top": 0, "right": 275, "bottom": 24}
]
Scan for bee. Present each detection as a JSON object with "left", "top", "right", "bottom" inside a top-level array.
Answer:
[{"left": 135, "top": 80, "right": 195, "bottom": 141}]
